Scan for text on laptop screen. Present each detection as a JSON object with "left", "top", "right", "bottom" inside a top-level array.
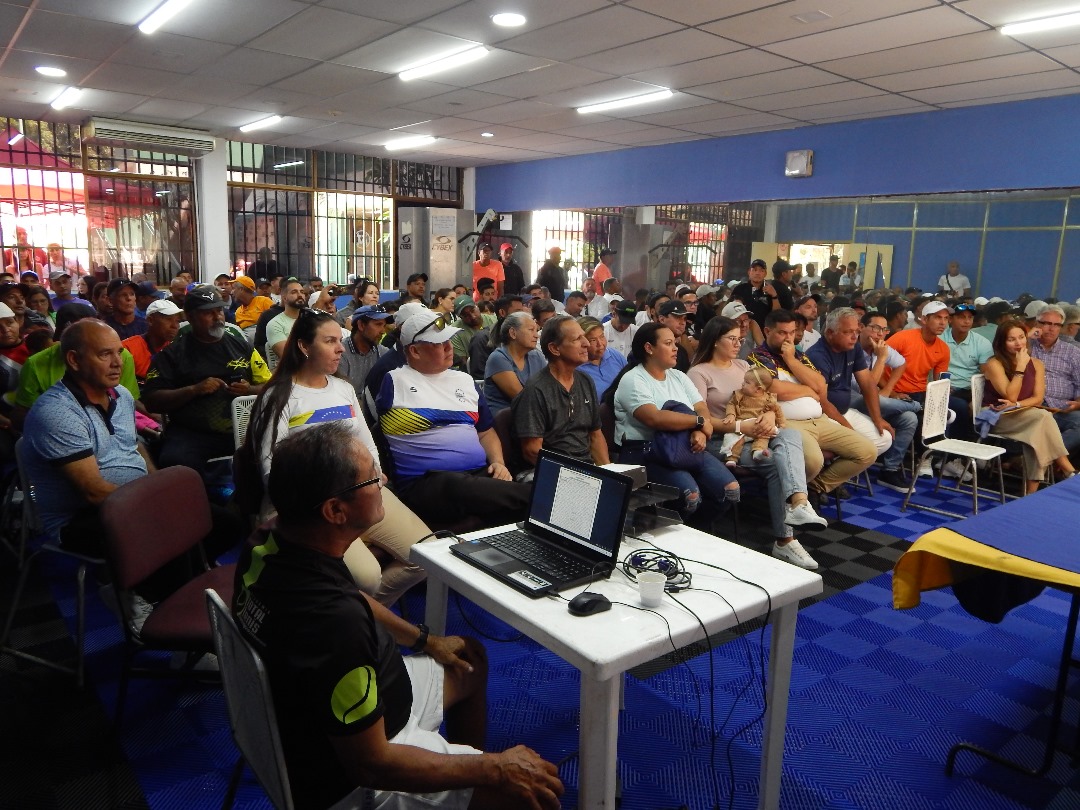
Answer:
[{"left": 528, "top": 456, "right": 626, "bottom": 557}]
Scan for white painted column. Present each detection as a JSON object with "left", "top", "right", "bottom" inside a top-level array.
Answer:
[{"left": 194, "top": 139, "right": 229, "bottom": 282}]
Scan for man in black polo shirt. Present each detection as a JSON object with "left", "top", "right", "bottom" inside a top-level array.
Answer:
[
  {"left": 234, "top": 422, "right": 563, "bottom": 810},
  {"left": 512, "top": 316, "right": 609, "bottom": 471},
  {"left": 731, "top": 259, "right": 780, "bottom": 330},
  {"left": 143, "top": 286, "right": 269, "bottom": 475}
]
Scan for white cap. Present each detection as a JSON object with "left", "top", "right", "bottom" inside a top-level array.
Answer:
[
  {"left": 308, "top": 290, "right": 324, "bottom": 309},
  {"left": 395, "top": 302, "right": 428, "bottom": 325},
  {"left": 1024, "top": 300, "right": 1047, "bottom": 319},
  {"left": 721, "top": 301, "right": 749, "bottom": 319},
  {"left": 0, "top": 302, "right": 13, "bottom": 319},
  {"left": 974, "top": 296, "right": 989, "bottom": 306},
  {"left": 146, "top": 299, "right": 182, "bottom": 317},
  {"left": 922, "top": 301, "right": 949, "bottom": 317},
  {"left": 400, "top": 309, "right": 460, "bottom": 346}
]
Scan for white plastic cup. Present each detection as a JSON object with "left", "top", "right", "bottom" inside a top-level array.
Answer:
[{"left": 638, "top": 571, "right": 666, "bottom": 608}]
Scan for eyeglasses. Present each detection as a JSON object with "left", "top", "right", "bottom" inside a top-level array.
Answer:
[
  {"left": 721, "top": 335, "right": 744, "bottom": 344},
  {"left": 409, "top": 315, "right": 448, "bottom": 345},
  {"left": 864, "top": 324, "right": 887, "bottom": 333},
  {"left": 1037, "top": 320, "right": 1063, "bottom": 328},
  {"left": 313, "top": 476, "right": 382, "bottom": 510}
]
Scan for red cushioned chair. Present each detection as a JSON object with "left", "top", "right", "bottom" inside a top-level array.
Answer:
[{"left": 100, "top": 465, "right": 235, "bottom": 722}]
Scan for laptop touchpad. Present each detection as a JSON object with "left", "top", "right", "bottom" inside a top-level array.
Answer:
[{"left": 473, "top": 547, "right": 515, "bottom": 567}]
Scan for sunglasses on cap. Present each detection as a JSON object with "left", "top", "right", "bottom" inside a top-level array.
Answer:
[
  {"left": 409, "top": 314, "right": 448, "bottom": 345},
  {"left": 952, "top": 304, "right": 976, "bottom": 313}
]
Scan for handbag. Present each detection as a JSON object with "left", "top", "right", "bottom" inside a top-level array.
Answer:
[{"left": 644, "top": 400, "right": 705, "bottom": 472}]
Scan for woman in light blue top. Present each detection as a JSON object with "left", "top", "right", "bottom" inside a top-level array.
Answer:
[{"left": 483, "top": 311, "right": 546, "bottom": 413}]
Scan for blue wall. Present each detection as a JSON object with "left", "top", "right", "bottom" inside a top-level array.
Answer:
[{"left": 475, "top": 95, "right": 1080, "bottom": 211}]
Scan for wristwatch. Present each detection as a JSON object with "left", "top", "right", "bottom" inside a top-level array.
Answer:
[
  {"left": 695, "top": 415, "right": 705, "bottom": 430},
  {"left": 410, "top": 623, "right": 430, "bottom": 652}
]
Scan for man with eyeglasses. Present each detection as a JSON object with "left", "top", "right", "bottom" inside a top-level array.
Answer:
[
  {"left": 943, "top": 303, "right": 992, "bottom": 422},
  {"left": 376, "top": 309, "right": 531, "bottom": 527},
  {"left": 1030, "top": 303, "right": 1080, "bottom": 453},
  {"left": 234, "top": 422, "right": 564, "bottom": 810}
]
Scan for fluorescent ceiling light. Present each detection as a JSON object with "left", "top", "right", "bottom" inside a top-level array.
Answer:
[
  {"left": 577, "top": 89, "right": 673, "bottom": 115},
  {"left": 1001, "top": 12, "right": 1080, "bottom": 36},
  {"left": 481, "top": 132, "right": 495, "bottom": 138},
  {"left": 138, "top": 0, "right": 195, "bottom": 35},
  {"left": 389, "top": 120, "right": 431, "bottom": 130},
  {"left": 272, "top": 160, "right": 304, "bottom": 169},
  {"left": 239, "top": 115, "right": 282, "bottom": 132},
  {"left": 50, "top": 86, "right": 83, "bottom": 110},
  {"left": 155, "top": 190, "right": 171, "bottom": 196},
  {"left": 492, "top": 12, "right": 526, "bottom": 27},
  {"left": 8, "top": 133, "right": 24, "bottom": 146},
  {"left": 35, "top": 66, "right": 66, "bottom": 78},
  {"left": 399, "top": 46, "right": 488, "bottom": 81},
  {"left": 385, "top": 135, "right": 437, "bottom": 151}
]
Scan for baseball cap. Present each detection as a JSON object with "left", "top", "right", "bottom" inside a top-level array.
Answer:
[
  {"left": 500, "top": 242, "right": 513, "bottom": 252},
  {"left": 477, "top": 242, "right": 491, "bottom": 251},
  {"left": 658, "top": 300, "right": 688, "bottom": 317},
  {"left": 134, "top": 280, "right": 165, "bottom": 299},
  {"left": 750, "top": 259, "right": 767, "bottom": 269},
  {"left": 796, "top": 294, "right": 822, "bottom": 307},
  {"left": 613, "top": 302, "right": 637, "bottom": 322},
  {"left": 184, "top": 285, "right": 227, "bottom": 311},
  {"left": 973, "top": 296, "right": 989, "bottom": 306},
  {"left": 577, "top": 316, "right": 602, "bottom": 335},
  {"left": 234, "top": 276, "right": 256, "bottom": 291},
  {"left": 599, "top": 248, "right": 617, "bottom": 258},
  {"left": 355, "top": 304, "right": 393, "bottom": 321},
  {"left": 983, "top": 301, "right": 1013, "bottom": 321},
  {"left": 49, "top": 269, "right": 71, "bottom": 281},
  {"left": 406, "top": 272, "right": 428, "bottom": 284},
  {"left": 256, "top": 277, "right": 271, "bottom": 287},
  {"left": 106, "top": 278, "right": 138, "bottom": 297},
  {"left": 771, "top": 259, "right": 793, "bottom": 274},
  {"left": 20, "top": 270, "right": 39, "bottom": 282},
  {"left": 146, "top": 299, "right": 182, "bottom": 317},
  {"left": 0, "top": 302, "right": 14, "bottom": 319},
  {"left": 453, "top": 295, "right": 479, "bottom": 316},
  {"left": 696, "top": 284, "right": 721, "bottom": 298},
  {"left": 1024, "top": 300, "right": 1046, "bottom": 318},
  {"left": 721, "top": 301, "right": 749, "bottom": 319},
  {"left": 0, "top": 282, "right": 30, "bottom": 299},
  {"left": 674, "top": 284, "right": 692, "bottom": 297},
  {"left": 851, "top": 299, "right": 867, "bottom": 311},
  {"left": 400, "top": 309, "right": 461, "bottom": 346},
  {"left": 951, "top": 303, "right": 976, "bottom": 314},
  {"left": 395, "top": 301, "right": 428, "bottom": 326},
  {"left": 922, "top": 301, "right": 949, "bottom": 317}
]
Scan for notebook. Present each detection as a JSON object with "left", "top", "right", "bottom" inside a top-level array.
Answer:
[{"left": 450, "top": 449, "right": 633, "bottom": 598}]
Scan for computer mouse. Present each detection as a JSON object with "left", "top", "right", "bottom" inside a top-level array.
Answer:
[{"left": 568, "top": 591, "right": 612, "bottom": 617}]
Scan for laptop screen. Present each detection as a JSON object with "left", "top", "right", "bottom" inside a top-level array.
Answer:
[{"left": 526, "top": 451, "right": 631, "bottom": 558}]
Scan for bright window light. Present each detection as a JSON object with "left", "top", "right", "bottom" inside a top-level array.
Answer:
[
  {"left": 385, "top": 135, "right": 437, "bottom": 151},
  {"left": 50, "top": 87, "right": 83, "bottom": 110},
  {"left": 35, "top": 66, "right": 67, "bottom": 77},
  {"left": 138, "top": 0, "right": 195, "bottom": 35},
  {"left": 272, "top": 160, "right": 304, "bottom": 169},
  {"left": 399, "top": 46, "right": 488, "bottom": 81},
  {"left": 577, "top": 89, "right": 673, "bottom": 115},
  {"left": 492, "top": 13, "right": 526, "bottom": 27},
  {"left": 1001, "top": 11, "right": 1080, "bottom": 36},
  {"left": 8, "top": 133, "right": 24, "bottom": 146},
  {"left": 239, "top": 115, "right": 283, "bottom": 132}
]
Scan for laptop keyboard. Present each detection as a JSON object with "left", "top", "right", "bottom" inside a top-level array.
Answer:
[{"left": 484, "top": 530, "right": 593, "bottom": 581}]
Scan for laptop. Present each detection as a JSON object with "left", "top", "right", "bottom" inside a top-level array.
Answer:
[{"left": 450, "top": 450, "right": 634, "bottom": 598}]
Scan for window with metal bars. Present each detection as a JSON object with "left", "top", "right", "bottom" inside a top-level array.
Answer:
[
  {"left": 394, "top": 161, "right": 461, "bottom": 202},
  {"left": 228, "top": 142, "right": 312, "bottom": 188},
  {"left": 228, "top": 185, "right": 313, "bottom": 282},
  {"left": 314, "top": 192, "right": 393, "bottom": 289}
]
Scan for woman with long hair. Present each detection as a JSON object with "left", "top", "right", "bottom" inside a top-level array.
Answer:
[
  {"left": 688, "top": 316, "right": 825, "bottom": 568},
  {"left": 245, "top": 308, "right": 430, "bottom": 604},
  {"left": 483, "top": 310, "right": 546, "bottom": 413},
  {"left": 982, "top": 317, "right": 1075, "bottom": 493},
  {"left": 431, "top": 287, "right": 458, "bottom": 316},
  {"left": 26, "top": 285, "right": 55, "bottom": 327},
  {"left": 356, "top": 279, "right": 380, "bottom": 307},
  {"left": 613, "top": 321, "right": 740, "bottom": 529}
]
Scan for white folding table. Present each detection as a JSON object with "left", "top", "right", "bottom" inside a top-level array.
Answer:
[{"left": 412, "top": 524, "right": 822, "bottom": 810}]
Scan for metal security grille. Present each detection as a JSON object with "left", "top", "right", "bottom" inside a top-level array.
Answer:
[
  {"left": 228, "top": 142, "right": 312, "bottom": 188},
  {"left": 532, "top": 209, "right": 585, "bottom": 289},
  {"left": 317, "top": 152, "right": 391, "bottom": 195},
  {"left": 314, "top": 192, "right": 393, "bottom": 288},
  {"left": 228, "top": 185, "right": 313, "bottom": 282},
  {"left": 394, "top": 161, "right": 461, "bottom": 201}
]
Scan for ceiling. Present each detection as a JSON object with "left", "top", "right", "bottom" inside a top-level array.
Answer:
[{"left": 1, "top": 0, "right": 1080, "bottom": 168}]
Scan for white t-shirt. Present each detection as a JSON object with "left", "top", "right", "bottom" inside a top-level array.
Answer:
[
  {"left": 613, "top": 364, "right": 703, "bottom": 444},
  {"left": 938, "top": 273, "right": 971, "bottom": 294},
  {"left": 775, "top": 366, "right": 823, "bottom": 421},
  {"left": 603, "top": 320, "right": 636, "bottom": 357},
  {"left": 799, "top": 329, "right": 821, "bottom": 351}
]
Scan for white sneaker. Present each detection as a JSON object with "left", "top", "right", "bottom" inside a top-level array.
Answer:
[
  {"left": 941, "top": 459, "right": 974, "bottom": 483},
  {"left": 785, "top": 501, "right": 828, "bottom": 528},
  {"left": 128, "top": 594, "right": 155, "bottom": 637},
  {"left": 918, "top": 460, "right": 934, "bottom": 477},
  {"left": 772, "top": 539, "right": 819, "bottom": 570}
]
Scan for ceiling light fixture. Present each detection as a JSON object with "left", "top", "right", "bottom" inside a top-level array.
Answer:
[
  {"left": 35, "top": 66, "right": 67, "bottom": 78},
  {"left": 492, "top": 12, "right": 527, "bottom": 27},
  {"left": 481, "top": 132, "right": 495, "bottom": 138},
  {"left": 239, "top": 115, "right": 283, "bottom": 132},
  {"left": 1001, "top": 11, "right": 1080, "bottom": 36},
  {"left": 272, "top": 160, "right": 304, "bottom": 169},
  {"left": 399, "top": 46, "right": 488, "bottom": 81},
  {"left": 385, "top": 135, "right": 437, "bottom": 151},
  {"left": 155, "top": 190, "right": 171, "bottom": 196},
  {"left": 577, "top": 89, "right": 673, "bottom": 115},
  {"left": 389, "top": 120, "right": 432, "bottom": 130},
  {"left": 50, "top": 86, "right": 83, "bottom": 110},
  {"left": 138, "top": 0, "right": 195, "bottom": 35}
]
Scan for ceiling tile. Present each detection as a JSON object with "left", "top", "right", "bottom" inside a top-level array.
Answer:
[
  {"left": 335, "top": 29, "right": 478, "bottom": 75},
  {"left": 0, "top": 75, "right": 70, "bottom": 107},
  {"left": 570, "top": 29, "right": 743, "bottom": 76},
  {"left": 626, "top": 101, "right": 754, "bottom": 126},
  {"left": 1044, "top": 43, "right": 1080, "bottom": 68},
  {"left": 497, "top": 6, "right": 682, "bottom": 62},
  {"left": 153, "top": 0, "right": 310, "bottom": 45},
  {"left": 739, "top": 82, "right": 886, "bottom": 113},
  {"left": 320, "top": 0, "right": 464, "bottom": 26},
  {"left": 325, "top": 77, "right": 456, "bottom": 109},
  {"left": 413, "top": 0, "right": 612, "bottom": 44},
  {"left": 598, "top": 126, "right": 699, "bottom": 145},
  {"left": 467, "top": 99, "right": 561, "bottom": 125},
  {"left": 756, "top": 6, "right": 990, "bottom": 64},
  {"left": 688, "top": 66, "right": 845, "bottom": 103},
  {"left": 194, "top": 48, "right": 319, "bottom": 85},
  {"left": 905, "top": 68, "right": 1080, "bottom": 105},
  {"left": 230, "top": 87, "right": 316, "bottom": 115},
  {"left": 128, "top": 98, "right": 212, "bottom": 122},
  {"left": 678, "top": 111, "right": 801, "bottom": 135},
  {"left": 187, "top": 107, "right": 271, "bottom": 129},
  {"left": 160, "top": 75, "right": 261, "bottom": 106},
  {"left": 0, "top": 49, "right": 98, "bottom": 84},
  {"left": 553, "top": 119, "right": 656, "bottom": 138},
  {"left": 61, "top": 88, "right": 149, "bottom": 115},
  {"left": 272, "top": 63, "right": 385, "bottom": 96},
  {"left": 951, "top": 0, "right": 1078, "bottom": 28},
  {"left": 248, "top": 7, "right": 400, "bottom": 61},
  {"left": 14, "top": 10, "right": 132, "bottom": 60},
  {"left": 869, "top": 52, "right": 1060, "bottom": 93},
  {"left": 82, "top": 63, "right": 189, "bottom": 96},
  {"left": 401, "top": 88, "right": 519, "bottom": 116},
  {"left": 499, "top": 109, "right": 587, "bottom": 132},
  {"left": 396, "top": 50, "right": 555, "bottom": 90},
  {"left": 629, "top": 49, "right": 799, "bottom": 90},
  {"left": 818, "top": 30, "right": 1024, "bottom": 80},
  {"left": 472, "top": 62, "right": 613, "bottom": 99},
  {"left": 778, "top": 94, "right": 928, "bottom": 122},
  {"left": 109, "top": 32, "right": 236, "bottom": 74},
  {"left": 623, "top": 0, "right": 782, "bottom": 27},
  {"left": 37, "top": 0, "right": 158, "bottom": 26},
  {"left": 701, "top": 0, "right": 937, "bottom": 48},
  {"left": 937, "top": 85, "right": 1080, "bottom": 108},
  {"left": 535, "top": 78, "right": 672, "bottom": 108},
  {"left": 812, "top": 105, "right": 934, "bottom": 125}
]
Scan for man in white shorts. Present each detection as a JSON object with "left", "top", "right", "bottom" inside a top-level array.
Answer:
[{"left": 233, "top": 421, "right": 563, "bottom": 810}]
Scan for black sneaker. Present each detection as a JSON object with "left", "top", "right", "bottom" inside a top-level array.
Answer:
[
  {"left": 876, "top": 468, "right": 913, "bottom": 493},
  {"left": 834, "top": 485, "right": 853, "bottom": 500}
]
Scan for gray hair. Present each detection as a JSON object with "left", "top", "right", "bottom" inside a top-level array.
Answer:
[
  {"left": 498, "top": 311, "right": 535, "bottom": 346},
  {"left": 539, "top": 314, "right": 573, "bottom": 360},
  {"left": 825, "top": 306, "right": 859, "bottom": 333},
  {"left": 268, "top": 421, "right": 366, "bottom": 525},
  {"left": 1062, "top": 304, "right": 1080, "bottom": 324},
  {"left": 1040, "top": 303, "right": 1065, "bottom": 321}
]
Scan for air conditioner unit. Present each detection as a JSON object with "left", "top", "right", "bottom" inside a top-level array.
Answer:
[{"left": 83, "top": 118, "right": 216, "bottom": 157}]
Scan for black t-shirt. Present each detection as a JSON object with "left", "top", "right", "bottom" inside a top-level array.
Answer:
[
  {"left": 512, "top": 367, "right": 600, "bottom": 464},
  {"left": 254, "top": 303, "right": 285, "bottom": 355},
  {"left": 820, "top": 267, "right": 842, "bottom": 290},
  {"left": 773, "top": 280, "right": 794, "bottom": 311},
  {"left": 234, "top": 532, "right": 412, "bottom": 810},
  {"left": 502, "top": 260, "right": 525, "bottom": 296},
  {"left": 731, "top": 281, "right": 773, "bottom": 329},
  {"left": 144, "top": 331, "right": 268, "bottom": 434},
  {"left": 536, "top": 261, "right": 566, "bottom": 302}
]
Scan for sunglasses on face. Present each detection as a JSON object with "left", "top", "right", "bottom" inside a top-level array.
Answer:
[{"left": 312, "top": 476, "right": 382, "bottom": 510}]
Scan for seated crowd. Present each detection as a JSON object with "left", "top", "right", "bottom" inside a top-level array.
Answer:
[{"left": 9, "top": 249, "right": 1080, "bottom": 808}]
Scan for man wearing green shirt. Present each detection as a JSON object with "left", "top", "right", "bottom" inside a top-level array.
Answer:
[{"left": 449, "top": 295, "right": 486, "bottom": 372}]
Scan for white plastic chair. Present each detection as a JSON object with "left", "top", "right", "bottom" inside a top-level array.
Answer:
[
  {"left": 232, "top": 394, "right": 257, "bottom": 449},
  {"left": 971, "top": 373, "right": 1051, "bottom": 494},
  {"left": 901, "top": 378, "right": 1007, "bottom": 517}
]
